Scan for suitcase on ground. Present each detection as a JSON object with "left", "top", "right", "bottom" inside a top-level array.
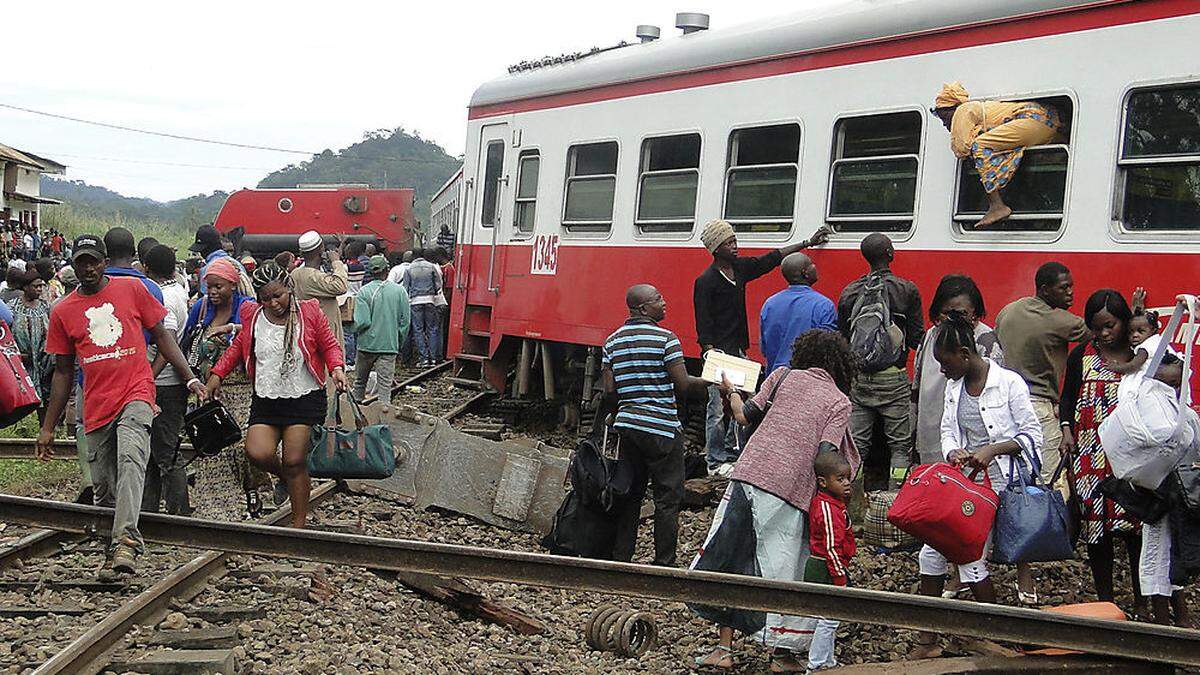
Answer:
[{"left": 887, "top": 462, "right": 997, "bottom": 564}]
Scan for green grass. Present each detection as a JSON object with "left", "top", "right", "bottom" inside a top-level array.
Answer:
[
  {"left": 0, "top": 413, "right": 81, "bottom": 493},
  {"left": 41, "top": 203, "right": 195, "bottom": 254}
]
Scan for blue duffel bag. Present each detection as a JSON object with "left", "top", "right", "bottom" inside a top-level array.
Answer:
[{"left": 991, "top": 457, "right": 1074, "bottom": 564}]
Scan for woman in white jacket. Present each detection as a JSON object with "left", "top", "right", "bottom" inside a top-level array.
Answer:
[{"left": 909, "top": 311, "right": 1043, "bottom": 659}]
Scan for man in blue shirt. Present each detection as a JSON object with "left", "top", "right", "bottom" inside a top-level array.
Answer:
[
  {"left": 189, "top": 224, "right": 247, "bottom": 294},
  {"left": 103, "top": 228, "right": 162, "bottom": 302},
  {"left": 759, "top": 253, "right": 838, "bottom": 372}
]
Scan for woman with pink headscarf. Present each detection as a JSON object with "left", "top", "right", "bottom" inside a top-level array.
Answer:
[{"left": 181, "top": 257, "right": 271, "bottom": 516}]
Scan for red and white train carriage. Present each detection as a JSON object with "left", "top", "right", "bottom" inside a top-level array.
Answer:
[{"left": 448, "top": 0, "right": 1200, "bottom": 404}]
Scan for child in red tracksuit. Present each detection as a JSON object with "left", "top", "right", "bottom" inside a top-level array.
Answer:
[{"left": 805, "top": 450, "right": 856, "bottom": 671}]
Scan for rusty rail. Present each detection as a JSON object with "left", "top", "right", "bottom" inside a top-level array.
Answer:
[
  {"left": 2, "top": 494, "right": 1198, "bottom": 667},
  {"left": 26, "top": 482, "right": 337, "bottom": 675}
]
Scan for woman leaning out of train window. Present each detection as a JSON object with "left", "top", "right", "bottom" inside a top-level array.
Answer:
[
  {"left": 688, "top": 329, "right": 860, "bottom": 672},
  {"left": 909, "top": 311, "right": 1042, "bottom": 660},
  {"left": 204, "top": 262, "right": 347, "bottom": 528}
]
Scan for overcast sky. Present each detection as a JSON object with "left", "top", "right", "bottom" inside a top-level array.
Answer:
[{"left": 0, "top": 1, "right": 820, "bottom": 202}]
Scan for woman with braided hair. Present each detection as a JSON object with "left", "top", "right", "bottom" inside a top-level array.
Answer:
[{"left": 207, "top": 262, "right": 348, "bottom": 528}]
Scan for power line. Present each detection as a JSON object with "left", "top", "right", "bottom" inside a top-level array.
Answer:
[
  {"left": 0, "top": 102, "right": 462, "bottom": 166},
  {"left": 41, "top": 150, "right": 276, "bottom": 171}
]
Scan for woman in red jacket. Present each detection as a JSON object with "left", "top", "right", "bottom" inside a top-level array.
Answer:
[{"left": 206, "top": 262, "right": 348, "bottom": 527}]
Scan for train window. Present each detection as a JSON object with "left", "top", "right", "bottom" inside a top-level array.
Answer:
[
  {"left": 827, "top": 111, "right": 921, "bottom": 233},
  {"left": 1118, "top": 84, "right": 1200, "bottom": 231},
  {"left": 953, "top": 95, "right": 1074, "bottom": 232},
  {"left": 514, "top": 151, "right": 539, "bottom": 235},
  {"left": 723, "top": 124, "right": 800, "bottom": 233},
  {"left": 636, "top": 133, "right": 702, "bottom": 234},
  {"left": 563, "top": 141, "right": 618, "bottom": 232},
  {"left": 480, "top": 141, "right": 505, "bottom": 228}
]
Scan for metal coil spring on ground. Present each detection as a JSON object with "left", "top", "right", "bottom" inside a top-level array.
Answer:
[{"left": 584, "top": 605, "right": 658, "bottom": 657}]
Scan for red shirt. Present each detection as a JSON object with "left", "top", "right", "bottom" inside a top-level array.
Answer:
[
  {"left": 46, "top": 277, "right": 166, "bottom": 432},
  {"left": 808, "top": 490, "right": 856, "bottom": 586},
  {"left": 440, "top": 262, "right": 455, "bottom": 291}
]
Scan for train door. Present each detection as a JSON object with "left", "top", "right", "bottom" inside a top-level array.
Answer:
[{"left": 450, "top": 122, "right": 510, "bottom": 390}]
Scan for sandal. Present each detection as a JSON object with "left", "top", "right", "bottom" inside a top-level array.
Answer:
[
  {"left": 1015, "top": 584, "right": 1039, "bottom": 606},
  {"left": 694, "top": 645, "right": 733, "bottom": 670},
  {"left": 941, "top": 586, "right": 970, "bottom": 599}
]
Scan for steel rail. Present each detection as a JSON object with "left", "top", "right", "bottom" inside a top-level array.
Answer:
[
  {"left": 2, "top": 494, "right": 1198, "bottom": 667},
  {"left": 29, "top": 482, "right": 337, "bottom": 675},
  {"left": 361, "top": 361, "right": 452, "bottom": 406},
  {"left": 0, "top": 528, "right": 75, "bottom": 568},
  {"left": 0, "top": 438, "right": 194, "bottom": 460}
]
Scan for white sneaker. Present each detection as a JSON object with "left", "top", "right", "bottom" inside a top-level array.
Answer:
[{"left": 710, "top": 463, "right": 735, "bottom": 478}]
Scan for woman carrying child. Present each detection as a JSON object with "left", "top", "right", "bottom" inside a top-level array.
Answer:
[
  {"left": 206, "top": 262, "right": 348, "bottom": 528},
  {"left": 690, "top": 330, "right": 859, "bottom": 672},
  {"left": 909, "top": 311, "right": 1042, "bottom": 659}
]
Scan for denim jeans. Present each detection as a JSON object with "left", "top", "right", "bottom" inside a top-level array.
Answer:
[
  {"left": 411, "top": 304, "right": 442, "bottom": 363},
  {"left": 806, "top": 618, "right": 840, "bottom": 670},
  {"left": 849, "top": 368, "right": 913, "bottom": 489},
  {"left": 705, "top": 385, "right": 740, "bottom": 468},
  {"left": 343, "top": 324, "right": 357, "bottom": 366}
]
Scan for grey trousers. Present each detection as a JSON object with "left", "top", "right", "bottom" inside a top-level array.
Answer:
[
  {"left": 86, "top": 400, "right": 153, "bottom": 552},
  {"left": 353, "top": 350, "right": 397, "bottom": 404},
  {"left": 850, "top": 368, "right": 913, "bottom": 488},
  {"left": 142, "top": 384, "right": 190, "bottom": 515}
]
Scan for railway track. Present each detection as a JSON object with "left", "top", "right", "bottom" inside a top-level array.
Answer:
[
  {"left": 4, "top": 495, "right": 1199, "bottom": 669},
  {"left": 0, "top": 363, "right": 474, "bottom": 674}
]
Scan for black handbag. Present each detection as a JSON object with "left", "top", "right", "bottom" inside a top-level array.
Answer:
[
  {"left": 183, "top": 400, "right": 242, "bottom": 459},
  {"left": 1098, "top": 476, "right": 1170, "bottom": 524},
  {"left": 1169, "top": 462, "right": 1200, "bottom": 518},
  {"left": 569, "top": 414, "right": 633, "bottom": 513}
]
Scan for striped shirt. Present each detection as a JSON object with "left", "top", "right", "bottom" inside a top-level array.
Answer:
[{"left": 603, "top": 316, "right": 684, "bottom": 438}]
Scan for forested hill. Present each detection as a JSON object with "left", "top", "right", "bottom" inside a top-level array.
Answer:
[
  {"left": 258, "top": 128, "right": 461, "bottom": 222},
  {"left": 41, "top": 128, "right": 462, "bottom": 228}
]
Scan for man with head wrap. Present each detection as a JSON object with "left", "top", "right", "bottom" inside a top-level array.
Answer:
[
  {"left": 693, "top": 219, "right": 831, "bottom": 475},
  {"left": 932, "top": 81, "right": 1064, "bottom": 228}
]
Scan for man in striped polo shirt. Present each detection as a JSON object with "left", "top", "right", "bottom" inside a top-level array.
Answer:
[{"left": 602, "top": 284, "right": 707, "bottom": 566}]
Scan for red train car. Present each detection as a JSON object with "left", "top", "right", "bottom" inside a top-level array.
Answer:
[{"left": 212, "top": 185, "right": 417, "bottom": 256}]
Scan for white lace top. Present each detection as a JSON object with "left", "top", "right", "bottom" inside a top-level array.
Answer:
[{"left": 253, "top": 317, "right": 320, "bottom": 399}]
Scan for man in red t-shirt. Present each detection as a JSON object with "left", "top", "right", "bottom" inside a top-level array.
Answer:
[{"left": 37, "top": 234, "right": 206, "bottom": 579}]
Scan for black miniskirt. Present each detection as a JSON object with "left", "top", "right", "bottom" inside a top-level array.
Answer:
[{"left": 248, "top": 388, "right": 328, "bottom": 428}]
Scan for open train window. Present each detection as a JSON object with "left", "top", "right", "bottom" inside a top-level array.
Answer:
[
  {"left": 1118, "top": 84, "right": 1200, "bottom": 232},
  {"left": 723, "top": 123, "right": 800, "bottom": 233},
  {"left": 827, "top": 111, "right": 921, "bottom": 233},
  {"left": 513, "top": 151, "right": 539, "bottom": 236},
  {"left": 953, "top": 95, "right": 1074, "bottom": 232},
  {"left": 636, "top": 133, "right": 701, "bottom": 234},
  {"left": 480, "top": 141, "right": 505, "bottom": 228},
  {"left": 563, "top": 141, "right": 618, "bottom": 233}
]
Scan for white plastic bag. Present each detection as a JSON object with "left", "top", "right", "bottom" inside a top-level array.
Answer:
[{"left": 1100, "top": 295, "right": 1197, "bottom": 489}]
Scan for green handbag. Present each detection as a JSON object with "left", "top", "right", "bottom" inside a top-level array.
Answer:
[{"left": 307, "top": 395, "right": 396, "bottom": 479}]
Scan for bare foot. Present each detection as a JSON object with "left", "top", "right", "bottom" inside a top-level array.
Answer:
[{"left": 975, "top": 204, "right": 1013, "bottom": 228}]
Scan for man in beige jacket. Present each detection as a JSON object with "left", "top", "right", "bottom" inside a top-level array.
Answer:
[{"left": 291, "top": 230, "right": 348, "bottom": 344}]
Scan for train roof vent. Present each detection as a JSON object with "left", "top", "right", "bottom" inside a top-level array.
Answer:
[
  {"left": 636, "top": 25, "right": 661, "bottom": 43},
  {"left": 675, "top": 12, "right": 709, "bottom": 35}
]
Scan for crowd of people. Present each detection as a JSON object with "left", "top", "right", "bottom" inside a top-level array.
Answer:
[
  {"left": 16, "top": 222, "right": 452, "bottom": 578},
  {"left": 600, "top": 217, "right": 1195, "bottom": 670}
]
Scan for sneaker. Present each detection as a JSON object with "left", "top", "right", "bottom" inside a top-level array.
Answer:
[
  {"left": 110, "top": 539, "right": 138, "bottom": 575},
  {"left": 273, "top": 480, "right": 290, "bottom": 507},
  {"left": 709, "top": 463, "right": 735, "bottom": 478}
]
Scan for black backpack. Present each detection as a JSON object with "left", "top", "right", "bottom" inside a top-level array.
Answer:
[
  {"left": 569, "top": 418, "right": 633, "bottom": 513},
  {"left": 848, "top": 272, "right": 905, "bottom": 373}
]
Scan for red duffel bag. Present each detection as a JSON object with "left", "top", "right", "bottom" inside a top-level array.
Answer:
[
  {"left": 0, "top": 321, "right": 40, "bottom": 427},
  {"left": 887, "top": 462, "right": 998, "bottom": 564}
]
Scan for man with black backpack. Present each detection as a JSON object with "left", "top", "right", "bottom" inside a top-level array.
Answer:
[{"left": 837, "top": 233, "right": 924, "bottom": 490}]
